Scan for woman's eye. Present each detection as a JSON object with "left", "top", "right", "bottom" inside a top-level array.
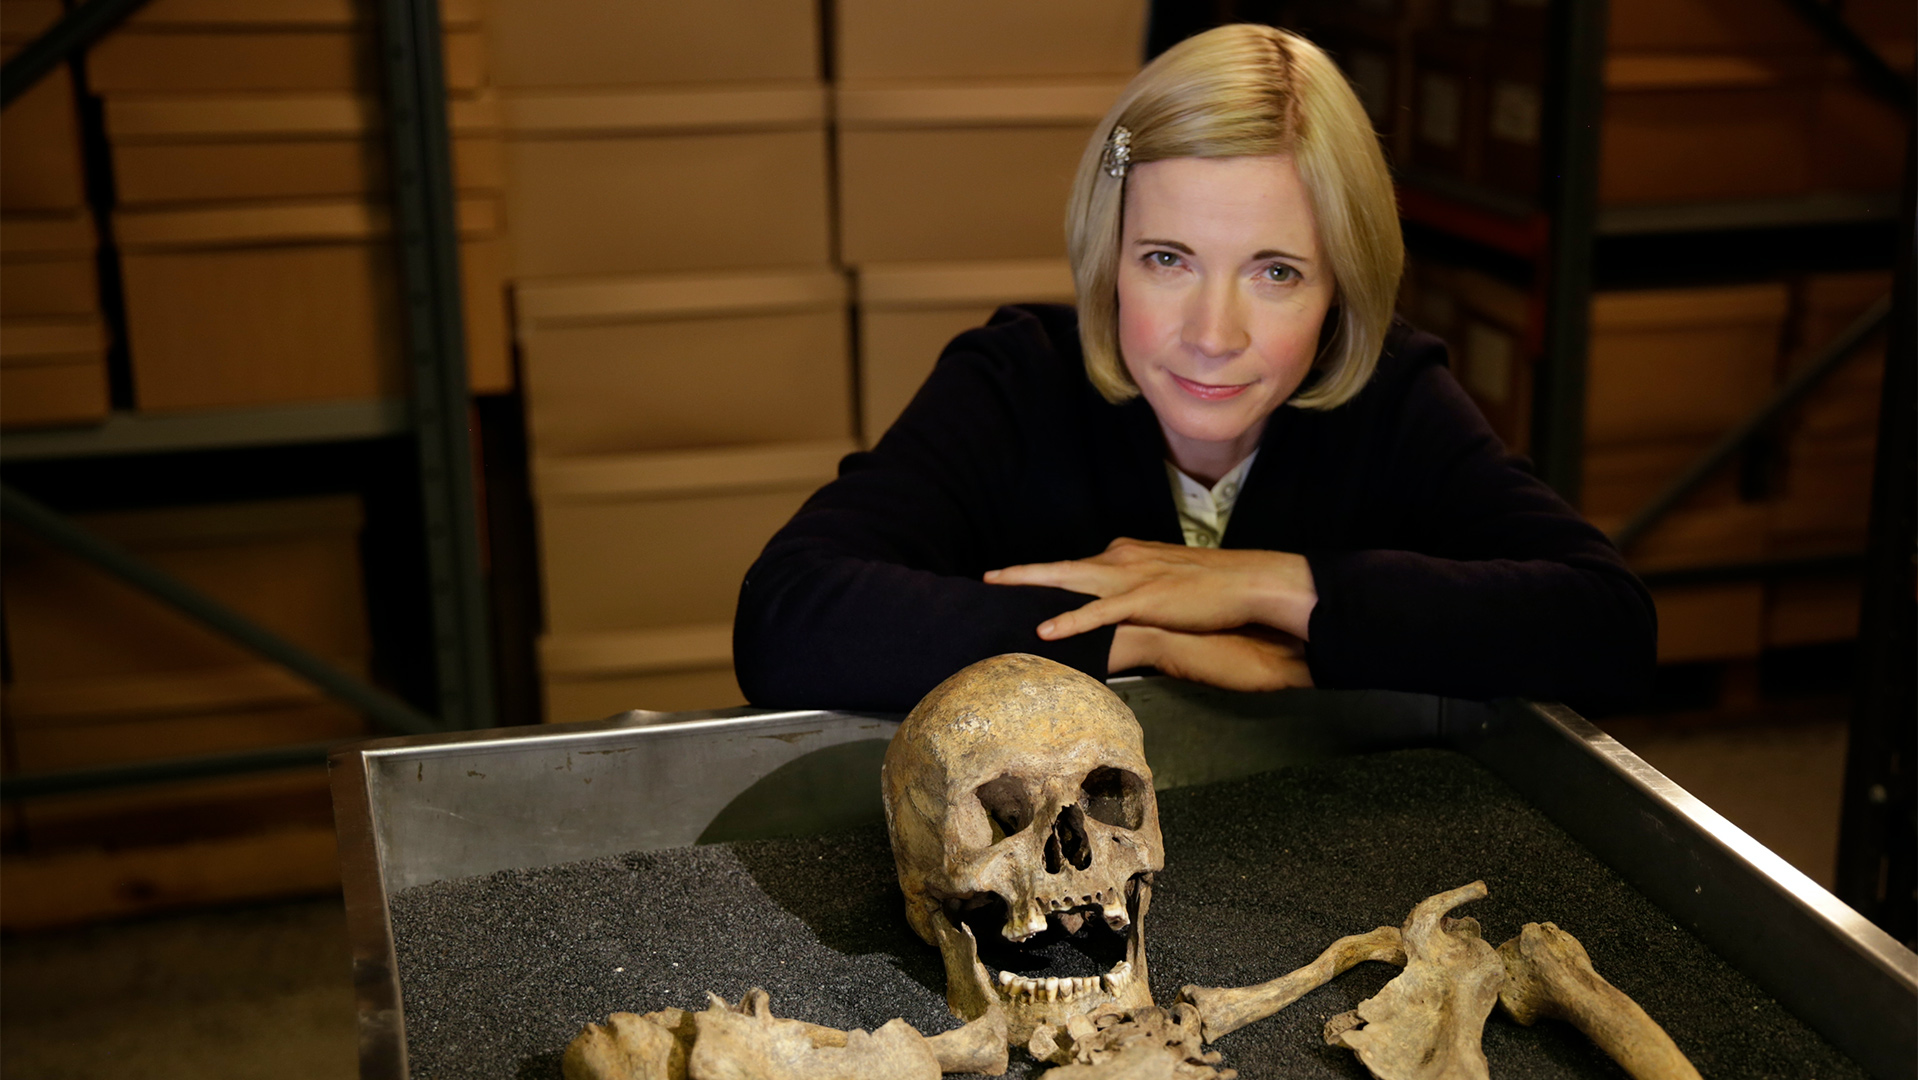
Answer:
[
  {"left": 1146, "top": 251, "right": 1181, "bottom": 268},
  {"left": 1261, "top": 264, "right": 1299, "bottom": 284}
]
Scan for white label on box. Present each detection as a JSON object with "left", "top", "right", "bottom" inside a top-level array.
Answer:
[
  {"left": 1464, "top": 320, "right": 1515, "bottom": 404},
  {"left": 1348, "top": 50, "right": 1392, "bottom": 122},
  {"left": 1418, "top": 73, "right": 1462, "bottom": 149},
  {"left": 1451, "top": 0, "right": 1494, "bottom": 26},
  {"left": 1490, "top": 82, "right": 1542, "bottom": 146}
]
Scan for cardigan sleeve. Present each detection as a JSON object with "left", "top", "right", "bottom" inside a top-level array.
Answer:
[
  {"left": 732, "top": 319, "right": 1117, "bottom": 712},
  {"left": 1302, "top": 359, "right": 1658, "bottom": 715}
]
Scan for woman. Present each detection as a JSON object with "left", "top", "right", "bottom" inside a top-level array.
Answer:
[{"left": 733, "top": 24, "right": 1655, "bottom": 714}]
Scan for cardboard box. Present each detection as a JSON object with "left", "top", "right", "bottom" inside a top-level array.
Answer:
[
  {"left": 855, "top": 258, "right": 1074, "bottom": 443},
  {"left": 2, "top": 1, "right": 86, "bottom": 212},
  {"left": 1811, "top": 70, "right": 1910, "bottom": 194},
  {"left": 1652, "top": 582, "right": 1765, "bottom": 663},
  {"left": 1601, "top": 54, "right": 1819, "bottom": 205},
  {"left": 122, "top": 0, "right": 481, "bottom": 27},
  {"left": 1765, "top": 576, "right": 1862, "bottom": 648},
  {"left": 1587, "top": 283, "right": 1787, "bottom": 446},
  {"left": 1317, "top": 26, "right": 1405, "bottom": 154},
  {"left": 88, "top": 25, "right": 486, "bottom": 93},
  {"left": 1582, "top": 436, "right": 1738, "bottom": 520},
  {"left": 534, "top": 440, "right": 849, "bottom": 634},
  {"left": 1, "top": 495, "right": 370, "bottom": 683},
  {"left": 516, "top": 267, "right": 851, "bottom": 455},
  {"left": 836, "top": 81, "right": 1123, "bottom": 264},
  {"left": 1481, "top": 43, "right": 1544, "bottom": 201},
  {"left": 1769, "top": 433, "right": 1876, "bottom": 555},
  {"left": 103, "top": 92, "right": 503, "bottom": 206},
  {"left": 0, "top": 315, "right": 109, "bottom": 429},
  {"left": 501, "top": 85, "right": 831, "bottom": 277},
  {"left": 113, "top": 196, "right": 505, "bottom": 409},
  {"left": 1404, "top": 259, "right": 1534, "bottom": 452},
  {"left": 1408, "top": 33, "right": 1485, "bottom": 184},
  {"left": 1609, "top": 0, "right": 1905, "bottom": 52},
  {"left": 485, "top": 0, "right": 818, "bottom": 89},
  {"left": 1, "top": 211, "right": 99, "bottom": 317},
  {"left": 538, "top": 623, "right": 743, "bottom": 723},
  {"left": 834, "top": 0, "right": 1146, "bottom": 81}
]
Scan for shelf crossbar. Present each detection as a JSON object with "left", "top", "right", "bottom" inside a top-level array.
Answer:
[
  {"left": 1612, "top": 296, "right": 1892, "bottom": 552},
  {"left": 0, "top": 485, "right": 444, "bottom": 767}
]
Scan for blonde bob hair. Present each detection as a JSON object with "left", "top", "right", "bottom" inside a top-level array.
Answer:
[{"left": 1066, "top": 23, "right": 1403, "bottom": 409}]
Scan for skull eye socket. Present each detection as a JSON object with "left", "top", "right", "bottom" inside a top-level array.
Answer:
[
  {"left": 1081, "top": 766, "right": 1147, "bottom": 830},
  {"left": 976, "top": 774, "right": 1034, "bottom": 843}
]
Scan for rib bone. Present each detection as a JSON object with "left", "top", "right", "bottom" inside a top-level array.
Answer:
[
  {"left": 1324, "top": 881, "right": 1505, "bottom": 1080},
  {"left": 1497, "top": 922, "right": 1702, "bottom": 1080},
  {"left": 1176, "top": 926, "right": 1406, "bottom": 1042}
]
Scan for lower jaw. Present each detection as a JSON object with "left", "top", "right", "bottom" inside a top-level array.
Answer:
[{"left": 935, "top": 881, "right": 1153, "bottom": 1043}]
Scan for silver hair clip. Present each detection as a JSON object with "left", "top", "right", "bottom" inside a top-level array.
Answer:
[{"left": 1102, "top": 125, "right": 1132, "bottom": 178}]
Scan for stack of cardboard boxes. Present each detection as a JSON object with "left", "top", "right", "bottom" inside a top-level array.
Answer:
[
  {"left": 90, "top": 0, "right": 510, "bottom": 409},
  {"left": 837, "top": 0, "right": 1141, "bottom": 440},
  {"left": 1, "top": 0, "right": 109, "bottom": 429},
  {"left": 490, "top": 0, "right": 848, "bottom": 722},
  {"left": 1, "top": 496, "right": 373, "bottom": 927}
]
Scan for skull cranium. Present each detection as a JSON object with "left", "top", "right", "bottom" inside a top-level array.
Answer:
[{"left": 882, "top": 654, "right": 1164, "bottom": 1043}]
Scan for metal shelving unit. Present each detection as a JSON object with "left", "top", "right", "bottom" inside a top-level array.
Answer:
[{"left": 0, "top": 0, "right": 496, "bottom": 801}]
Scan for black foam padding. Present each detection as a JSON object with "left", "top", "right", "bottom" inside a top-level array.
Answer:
[{"left": 389, "top": 748, "right": 1867, "bottom": 1079}]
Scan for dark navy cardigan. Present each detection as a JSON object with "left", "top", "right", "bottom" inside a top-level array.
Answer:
[{"left": 734, "top": 303, "right": 1656, "bottom": 715}]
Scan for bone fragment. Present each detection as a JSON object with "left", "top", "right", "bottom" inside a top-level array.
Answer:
[
  {"left": 563, "top": 1009, "right": 690, "bottom": 1080},
  {"left": 1324, "top": 881, "right": 1505, "bottom": 1080},
  {"left": 1029, "top": 1002, "right": 1235, "bottom": 1079},
  {"left": 1497, "top": 922, "right": 1702, "bottom": 1080},
  {"left": 924, "top": 1001, "right": 1010, "bottom": 1075},
  {"left": 686, "top": 989, "right": 942, "bottom": 1080},
  {"left": 1177, "top": 926, "right": 1405, "bottom": 1041}
]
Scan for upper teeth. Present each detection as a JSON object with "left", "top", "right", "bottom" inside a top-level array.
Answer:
[{"left": 995, "top": 960, "right": 1133, "bottom": 1002}]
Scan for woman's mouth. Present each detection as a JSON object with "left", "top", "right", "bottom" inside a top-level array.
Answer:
[{"left": 1169, "top": 372, "right": 1251, "bottom": 401}]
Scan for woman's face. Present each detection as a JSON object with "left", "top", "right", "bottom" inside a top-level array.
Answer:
[{"left": 1116, "top": 154, "right": 1335, "bottom": 473}]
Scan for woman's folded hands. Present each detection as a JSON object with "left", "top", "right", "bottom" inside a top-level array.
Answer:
[{"left": 984, "top": 537, "right": 1319, "bottom": 691}]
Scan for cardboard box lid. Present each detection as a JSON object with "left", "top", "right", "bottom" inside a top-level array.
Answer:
[
  {"left": 835, "top": 79, "right": 1126, "bottom": 129},
  {"left": 1592, "top": 282, "right": 1790, "bottom": 330},
  {"left": 857, "top": 258, "right": 1075, "bottom": 309},
  {"left": 104, "top": 90, "right": 500, "bottom": 140},
  {"left": 14, "top": 493, "right": 367, "bottom": 547},
  {"left": 502, "top": 83, "right": 826, "bottom": 137},
  {"left": 0, "top": 316, "right": 106, "bottom": 362},
  {"left": 515, "top": 268, "right": 846, "bottom": 331},
  {"left": 1605, "top": 53, "right": 1821, "bottom": 91},
  {"left": 535, "top": 439, "right": 851, "bottom": 503},
  {"left": 123, "top": 0, "right": 478, "bottom": 28},
  {"left": 2, "top": 663, "right": 336, "bottom": 724},
  {"left": 0, "top": 212, "right": 97, "bottom": 258},
  {"left": 114, "top": 194, "right": 500, "bottom": 249},
  {"left": 540, "top": 622, "right": 732, "bottom": 679}
]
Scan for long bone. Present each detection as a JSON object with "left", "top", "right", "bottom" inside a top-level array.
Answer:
[
  {"left": 1496, "top": 922, "right": 1702, "bottom": 1080},
  {"left": 1176, "top": 926, "right": 1407, "bottom": 1042},
  {"left": 1324, "top": 880, "right": 1505, "bottom": 1080}
]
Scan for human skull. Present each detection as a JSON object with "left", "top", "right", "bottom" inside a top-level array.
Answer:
[{"left": 882, "top": 654, "right": 1164, "bottom": 1042}]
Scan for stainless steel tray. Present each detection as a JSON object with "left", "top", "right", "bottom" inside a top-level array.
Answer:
[{"left": 330, "top": 681, "right": 1918, "bottom": 1079}]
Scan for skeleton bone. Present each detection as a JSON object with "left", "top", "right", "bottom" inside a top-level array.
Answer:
[
  {"left": 1496, "top": 922, "right": 1702, "bottom": 1080},
  {"left": 1324, "top": 881, "right": 1504, "bottom": 1080},
  {"left": 884, "top": 654, "right": 1164, "bottom": 1043},
  {"left": 562, "top": 988, "right": 1007, "bottom": 1080},
  {"left": 1030, "top": 1002, "right": 1236, "bottom": 1079},
  {"left": 1176, "top": 926, "right": 1405, "bottom": 1041}
]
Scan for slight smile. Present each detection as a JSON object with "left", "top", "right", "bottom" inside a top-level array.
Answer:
[{"left": 1169, "top": 372, "right": 1252, "bottom": 401}]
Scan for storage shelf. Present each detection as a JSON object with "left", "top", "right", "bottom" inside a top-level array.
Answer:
[
  {"left": 1597, "top": 193, "right": 1901, "bottom": 237},
  {"left": 0, "top": 399, "right": 411, "bottom": 462}
]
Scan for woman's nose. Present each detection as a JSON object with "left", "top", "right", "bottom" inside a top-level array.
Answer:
[{"left": 1182, "top": 282, "right": 1248, "bottom": 359}]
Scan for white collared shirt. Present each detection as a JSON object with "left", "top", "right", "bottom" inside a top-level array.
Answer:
[{"left": 1166, "top": 451, "right": 1257, "bottom": 548}]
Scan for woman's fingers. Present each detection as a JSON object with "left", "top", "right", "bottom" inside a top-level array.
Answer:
[{"left": 1037, "top": 596, "right": 1137, "bottom": 640}]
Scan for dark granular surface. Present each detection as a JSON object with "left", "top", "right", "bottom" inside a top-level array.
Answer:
[{"left": 389, "top": 749, "right": 1865, "bottom": 1079}]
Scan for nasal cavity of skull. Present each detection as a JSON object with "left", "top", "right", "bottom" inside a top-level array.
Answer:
[
  {"left": 1081, "top": 766, "right": 1147, "bottom": 830},
  {"left": 976, "top": 775, "right": 1033, "bottom": 844},
  {"left": 1045, "top": 805, "right": 1094, "bottom": 874}
]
